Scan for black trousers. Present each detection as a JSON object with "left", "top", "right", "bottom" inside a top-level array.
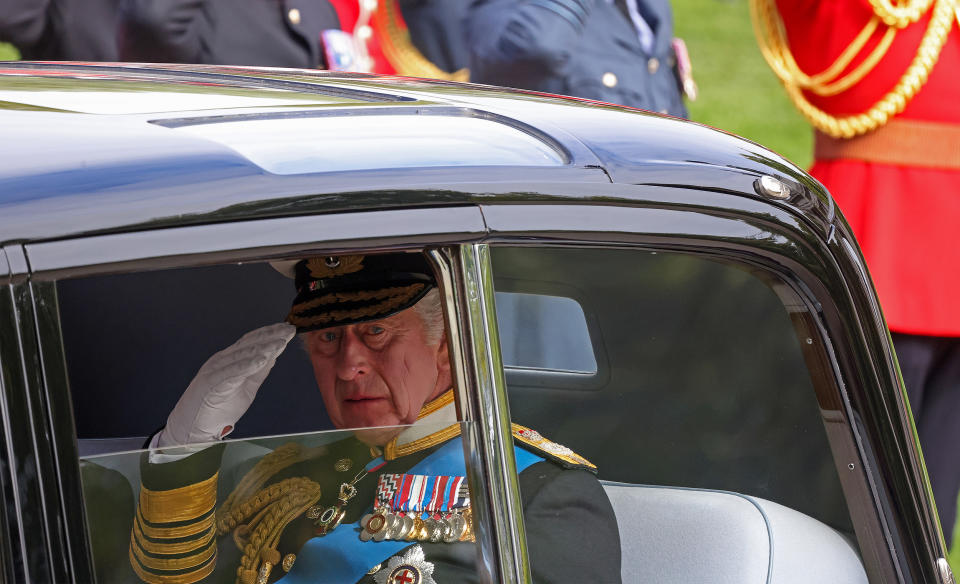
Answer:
[{"left": 893, "top": 332, "right": 960, "bottom": 548}]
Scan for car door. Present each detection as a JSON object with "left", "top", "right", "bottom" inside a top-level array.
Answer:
[
  {"left": 0, "top": 186, "right": 952, "bottom": 583},
  {"left": 1, "top": 205, "right": 550, "bottom": 583}
]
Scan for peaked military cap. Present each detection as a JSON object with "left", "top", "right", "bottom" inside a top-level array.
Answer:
[{"left": 279, "top": 253, "right": 436, "bottom": 333}]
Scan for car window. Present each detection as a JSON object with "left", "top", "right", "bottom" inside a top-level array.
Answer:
[
  {"left": 494, "top": 291, "right": 597, "bottom": 374},
  {"left": 491, "top": 245, "right": 867, "bottom": 582},
  {"left": 57, "top": 256, "right": 489, "bottom": 583},
  {"left": 59, "top": 262, "right": 327, "bottom": 444}
]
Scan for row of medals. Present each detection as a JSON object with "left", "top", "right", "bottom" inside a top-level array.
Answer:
[{"left": 360, "top": 507, "right": 473, "bottom": 544}]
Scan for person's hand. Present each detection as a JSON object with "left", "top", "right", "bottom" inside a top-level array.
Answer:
[{"left": 157, "top": 323, "right": 296, "bottom": 447}]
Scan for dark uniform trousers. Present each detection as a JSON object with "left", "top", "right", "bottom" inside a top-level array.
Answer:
[
  {"left": 118, "top": 0, "right": 341, "bottom": 68},
  {"left": 893, "top": 333, "right": 960, "bottom": 546},
  {"left": 125, "top": 430, "right": 622, "bottom": 583},
  {"left": 466, "top": 0, "right": 688, "bottom": 118}
]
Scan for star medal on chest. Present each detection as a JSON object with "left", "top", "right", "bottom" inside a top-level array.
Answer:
[
  {"left": 372, "top": 545, "right": 436, "bottom": 584},
  {"left": 360, "top": 473, "right": 473, "bottom": 543},
  {"left": 307, "top": 456, "right": 387, "bottom": 536}
]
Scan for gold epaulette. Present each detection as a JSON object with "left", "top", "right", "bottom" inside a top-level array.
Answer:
[{"left": 511, "top": 424, "right": 597, "bottom": 472}]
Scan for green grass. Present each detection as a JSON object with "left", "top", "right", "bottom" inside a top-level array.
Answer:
[
  {"left": 673, "top": 0, "right": 812, "bottom": 168},
  {"left": 0, "top": 43, "right": 19, "bottom": 61}
]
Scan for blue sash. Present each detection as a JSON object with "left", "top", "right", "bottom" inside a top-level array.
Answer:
[{"left": 278, "top": 437, "right": 543, "bottom": 584}]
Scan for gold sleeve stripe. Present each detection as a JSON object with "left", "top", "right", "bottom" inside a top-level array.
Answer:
[
  {"left": 136, "top": 506, "right": 215, "bottom": 539},
  {"left": 130, "top": 535, "right": 216, "bottom": 571},
  {"left": 133, "top": 519, "right": 215, "bottom": 555},
  {"left": 139, "top": 472, "right": 218, "bottom": 524},
  {"left": 130, "top": 546, "right": 216, "bottom": 584}
]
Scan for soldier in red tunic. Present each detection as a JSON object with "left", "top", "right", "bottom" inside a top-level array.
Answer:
[{"left": 753, "top": 0, "right": 960, "bottom": 546}]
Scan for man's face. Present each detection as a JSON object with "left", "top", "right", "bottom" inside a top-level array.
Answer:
[{"left": 303, "top": 307, "right": 450, "bottom": 438}]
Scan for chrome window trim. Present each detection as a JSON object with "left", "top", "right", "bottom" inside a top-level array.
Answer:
[{"left": 431, "top": 246, "right": 530, "bottom": 584}]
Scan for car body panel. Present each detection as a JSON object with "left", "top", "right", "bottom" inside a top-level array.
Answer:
[{"left": 1, "top": 62, "right": 828, "bottom": 244}]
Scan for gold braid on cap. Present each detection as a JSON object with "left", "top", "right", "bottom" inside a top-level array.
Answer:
[
  {"left": 751, "top": 0, "right": 958, "bottom": 138},
  {"left": 287, "top": 283, "right": 425, "bottom": 327}
]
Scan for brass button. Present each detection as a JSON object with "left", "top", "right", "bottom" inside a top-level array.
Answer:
[
  {"left": 288, "top": 8, "right": 301, "bottom": 25},
  {"left": 648, "top": 57, "right": 660, "bottom": 74},
  {"left": 601, "top": 72, "right": 618, "bottom": 88},
  {"left": 334, "top": 458, "right": 353, "bottom": 472}
]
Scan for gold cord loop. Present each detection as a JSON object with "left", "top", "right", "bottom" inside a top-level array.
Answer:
[
  {"left": 751, "top": 0, "right": 957, "bottom": 137},
  {"left": 375, "top": 0, "right": 470, "bottom": 81}
]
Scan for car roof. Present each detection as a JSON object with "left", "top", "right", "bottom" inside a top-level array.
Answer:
[{"left": 0, "top": 62, "right": 829, "bottom": 244}]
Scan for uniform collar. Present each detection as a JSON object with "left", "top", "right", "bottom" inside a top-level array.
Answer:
[{"left": 384, "top": 389, "right": 460, "bottom": 460}]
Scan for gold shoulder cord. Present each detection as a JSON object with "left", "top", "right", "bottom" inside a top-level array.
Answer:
[
  {"left": 225, "top": 477, "right": 323, "bottom": 584},
  {"left": 216, "top": 442, "right": 327, "bottom": 527},
  {"left": 213, "top": 443, "right": 328, "bottom": 584},
  {"left": 751, "top": 0, "right": 959, "bottom": 138},
  {"left": 375, "top": 0, "right": 470, "bottom": 82}
]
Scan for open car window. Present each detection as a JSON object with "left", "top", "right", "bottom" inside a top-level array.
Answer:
[
  {"left": 57, "top": 256, "right": 489, "bottom": 583},
  {"left": 491, "top": 245, "right": 868, "bottom": 583}
]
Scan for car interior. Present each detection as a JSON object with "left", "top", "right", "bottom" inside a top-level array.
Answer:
[{"left": 59, "top": 246, "right": 869, "bottom": 582}]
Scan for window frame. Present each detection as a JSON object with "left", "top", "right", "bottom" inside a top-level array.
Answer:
[
  {"left": 12, "top": 206, "right": 529, "bottom": 584},
  {"left": 473, "top": 199, "right": 931, "bottom": 583}
]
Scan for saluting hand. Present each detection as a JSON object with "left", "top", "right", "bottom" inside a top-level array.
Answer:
[{"left": 157, "top": 323, "right": 296, "bottom": 447}]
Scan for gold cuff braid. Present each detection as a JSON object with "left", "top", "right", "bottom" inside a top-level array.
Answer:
[
  {"left": 129, "top": 546, "right": 216, "bottom": 584},
  {"left": 139, "top": 472, "right": 218, "bottom": 524},
  {"left": 130, "top": 538, "right": 216, "bottom": 572}
]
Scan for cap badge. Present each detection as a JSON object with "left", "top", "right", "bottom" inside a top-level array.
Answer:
[{"left": 307, "top": 255, "right": 365, "bottom": 279}]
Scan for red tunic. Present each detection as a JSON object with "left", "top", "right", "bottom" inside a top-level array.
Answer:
[
  {"left": 774, "top": 0, "right": 960, "bottom": 336},
  {"left": 326, "top": 0, "right": 400, "bottom": 75}
]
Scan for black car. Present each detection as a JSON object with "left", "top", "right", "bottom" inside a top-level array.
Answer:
[{"left": 0, "top": 62, "right": 951, "bottom": 583}]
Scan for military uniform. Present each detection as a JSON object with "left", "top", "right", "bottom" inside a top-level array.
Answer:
[
  {"left": 118, "top": 0, "right": 341, "bottom": 68},
  {"left": 129, "top": 390, "right": 621, "bottom": 583},
  {"left": 0, "top": 0, "right": 120, "bottom": 60},
  {"left": 327, "top": 0, "right": 471, "bottom": 80},
  {"left": 753, "top": 0, "right": 960, "bottom": 545},
  {"left": 466, "top": 0, "right": 689, "bottom": 117}
]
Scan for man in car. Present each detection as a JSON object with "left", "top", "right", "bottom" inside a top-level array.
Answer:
[{"left": 129, "top": 252, "right": 621, "bottom": 584}]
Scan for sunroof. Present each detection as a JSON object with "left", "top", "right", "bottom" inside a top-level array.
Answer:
[{"left": 169, "top": 114, "right": 567, "bottom": 174}]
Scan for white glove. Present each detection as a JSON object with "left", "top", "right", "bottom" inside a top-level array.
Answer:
[{"left": 157, "top": 323, "right": 296, "bottom": 447}]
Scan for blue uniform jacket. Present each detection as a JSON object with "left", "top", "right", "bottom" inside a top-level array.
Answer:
[{"left": 467, "top": 0, "right": 688, "bottom": 117}]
